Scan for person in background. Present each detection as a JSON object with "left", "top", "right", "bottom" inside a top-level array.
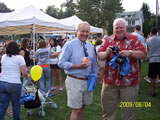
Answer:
[
  {"left": 20, "top": 38, "right": 31, "bottom": 69},
  {"left": 20, "top": 38, "right": 31, "bottom": 94},
  {"left": 49, "top": 38, "right": 63, "bottom": 91},
  {"left": 146, "top": 27, "right": 160, "bottom": 97},
  {"left": 57, "top": 36, "right": 64, "bottom": 47},
  {"left": 62, "top": 36, "right": 70, "bottom": 47},
  {"left": 0, "top": 45, "right": 6, "bottom": 74},
  {"left": 58, "top": 22, "right": 98, "bottom": 120},
  {"left": 132, "top": 25, "right": 146, "bottom": 47},
  {"left": 0, "top": 41, "right": 29, "bottom": 120},
  {"left": 35, "top": 40, "right": 52, "bottom": 97},
  {"left": 132, "top": 25, "right": 146, "bottom": 94},
  {"left": 27, "top": 45, "right": 35, "bottom": 66},
  {"left": 95, "top": 38, "right": 105, "bottom": 84},
  {"left": 98, "top": 18, "right": 146, "bottom": 120}
]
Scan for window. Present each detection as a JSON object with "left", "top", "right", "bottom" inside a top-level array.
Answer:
[
  {"left": 128, "top": 21, "right": 131, "bottom": 26},
  {"left": 132, "top": 20, "right": 135, "bottom": 25}
]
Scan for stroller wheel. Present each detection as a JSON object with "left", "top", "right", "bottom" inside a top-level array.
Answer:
[
  {"left": 39, "top": 110, "right": 45, "bottom": 117},
  {"left": 26, "top": 110, "right": 33, "bottom": 116},
  {"left": 52, "top": 103, "right": 57, "bottom": 109}
]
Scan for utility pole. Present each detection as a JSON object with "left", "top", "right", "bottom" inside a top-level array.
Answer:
[{"left": 156, "top": 0, "right": 159, "bottom": 29}]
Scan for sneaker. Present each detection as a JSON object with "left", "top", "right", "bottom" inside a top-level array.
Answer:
[
  {"left": 144, "top": 76, "right": 151, "bottom": 83},
  {"left": 51, "top": 87, "right": 56, "bottom": 91},
  {"left": 59, "top": 87, "right": 63, "bottom": 91},
  {"left": 156, "top": 79, "right": 160, "bottom": 83},
  {"left": 48, "top": 93, "right": 53, "bottom": 97}
]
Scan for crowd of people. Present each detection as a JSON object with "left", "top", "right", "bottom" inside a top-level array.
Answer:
[
  {"left": 0, "top": 35, "right": 65, "bottom": 119},
  {"left": 0, "top": 17, "right": 159, "bottom": 120}
]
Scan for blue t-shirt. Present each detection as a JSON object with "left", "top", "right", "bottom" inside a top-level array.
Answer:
[{"left": 132, "top": 32, "right": 146, "bottom": 47}]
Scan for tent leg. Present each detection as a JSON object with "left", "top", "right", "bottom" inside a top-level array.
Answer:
[{"left": 32, "top": 24, "right": 36, "bottom": 65}]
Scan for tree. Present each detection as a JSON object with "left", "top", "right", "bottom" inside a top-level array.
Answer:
[
  {"left": 140, "top": 2, "right": 152, "bottom": 20},
  {"left": 140, "top": 2, "right": 152, "bottom": 37},
  {"left": 0, "top": 2, "right": 13, "bottom": 12},
  {"left": 76, "top": 0, "right": 98, "bottom": 26},
  {"left": 143, "top": 19, "right": 151, "bottom": 37},
  {"left": 45, "top": 5, "right": 59, "bottom": 18},
  {"left": 45, "top": 3, "right": 74, "bottom": 19},
  {"left": 76, "top": 0, "right": 124, "bottom": 34},
  {"left": 61, "top": 0, "right": 77, "bottom": 18},
  {"left": 44, "top": 0, "right": 123, "bottom": 34},
  {"left": 57, "top": 9, "right": 65, "bottom": 19}
]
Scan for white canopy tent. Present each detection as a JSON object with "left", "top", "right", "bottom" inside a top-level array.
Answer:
[
  {"left": 0, "top": 5, "right": 74, "bottom": 65},
  {"left": 59, "top": 15, "right": 103, "bottom": 34},
  {"left": 0, "top": 5, "right": 74, "bottom": 35},
  {"left": 44, "top": 15, "right": 103, "bottom": 34}
]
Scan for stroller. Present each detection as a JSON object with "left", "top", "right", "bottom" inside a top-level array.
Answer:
[{"left": 20, "top": 79, "right": 57, "bottom": 117}]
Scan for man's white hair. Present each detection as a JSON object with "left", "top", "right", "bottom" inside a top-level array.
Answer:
[
  {"left": 113, "top": 18, "right": 126, "bottom": 27},
  {"left": 76, "top": 21, "right": 90, "bottom": 31}
]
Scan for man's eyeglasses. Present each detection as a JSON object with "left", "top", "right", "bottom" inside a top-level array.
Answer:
[{"left": 83, "top": 45, "right": 88, "bottom": 57}]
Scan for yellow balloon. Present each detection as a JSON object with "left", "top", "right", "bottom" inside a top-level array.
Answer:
[
  {"left": 30, "top": 65, "right": 43, "bottom": 81},
  {"left": 92, "top": 41, "right": 95, "bottom": 45}
]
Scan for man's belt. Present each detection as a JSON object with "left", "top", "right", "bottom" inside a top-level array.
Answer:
[{"left": 67, "top": 75, "right": 88, "bottom": 80}]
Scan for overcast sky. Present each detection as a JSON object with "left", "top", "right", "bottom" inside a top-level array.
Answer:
[{"left": 0, "top": 0, "right": 157, "bottom": 14}]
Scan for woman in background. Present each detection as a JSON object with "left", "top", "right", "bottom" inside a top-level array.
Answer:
[
  {"left": 0, "top": 41, "right": 29, "bottom": 120},
  {"left": 49, "top": 38, "right": 63, "bottom": 91},
  {"left": 20, "top": 38, "right": 31, "bottom": 94},
  {"left": 20, "top": 38, "right": 31, "bottom": 69}
]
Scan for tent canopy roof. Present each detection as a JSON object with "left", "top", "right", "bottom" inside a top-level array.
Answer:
[
  {"left": 59, "top": 15, "right": 103, "bottom": 33},
  {"left": 0, "top": 5, "right": 74, "bottom": 35}
]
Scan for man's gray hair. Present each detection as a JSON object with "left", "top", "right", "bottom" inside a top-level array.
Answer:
[
  {"left": 76, "top": 21, "right": 90, "bottom": 31},
  {"left": 113, "top": 18, "right": 126, "bottom": 27}
]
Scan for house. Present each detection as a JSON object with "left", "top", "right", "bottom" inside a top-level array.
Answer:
[{"left": 116, "top": 11, "right": 144, "bottom": 33}]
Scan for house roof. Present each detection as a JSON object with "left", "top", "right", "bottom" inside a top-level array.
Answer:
[{"left": 116, "top": 11, "right": 144, "bottom": 21}]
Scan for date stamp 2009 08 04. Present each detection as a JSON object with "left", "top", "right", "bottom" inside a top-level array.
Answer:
[{"left": 120, "top": 102, "right": 151, "bottom": 108}]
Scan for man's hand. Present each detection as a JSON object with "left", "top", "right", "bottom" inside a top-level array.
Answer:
[
  {"left": 106, "top": 46, "right": 113, "bottom": 56},
  {"left": 119, "top": 50, "right": 131, "bottom": 57},
  {"left": 71, "top": 60, "right": 91, "bottom": 69},
  {"left": 80, "top": 60, "right": 91, "bottom": 68}
]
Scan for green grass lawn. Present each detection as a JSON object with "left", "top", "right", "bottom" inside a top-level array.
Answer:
[{"left": 5, "top": 61, "right": 160, "bottom": 120}]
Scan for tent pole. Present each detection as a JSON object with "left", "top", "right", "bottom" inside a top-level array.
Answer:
[
  {"left": 11, "top": 35, "right": 13, "bottom": 40},
  {"left": 32, "top": 24, "right": 36, "bottom": 65}
]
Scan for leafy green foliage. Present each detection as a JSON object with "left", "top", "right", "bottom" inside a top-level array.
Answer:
[
  {"left": 43, "top": 0, "right": 123, "bottom": 34},
  {"left": 140, "top": 3, "right": 152, "bottom": 20},
  {"left": 61, "top": 0, "right": 77, "bottom": 18},
  {"left": 0, "top": 2, "right": 13, "bottom": 12},
  {"left": 140, "top": 2, "right": 159, "bottom": 37},
  {"left": 76, "top": 0, "right": 124, "bottom": 34},
  {"left": 143, "top": 19, "right": 151, "bottom": 38},
  {"left": 45, "top": 5, "right": 59, "bottom": 18}
]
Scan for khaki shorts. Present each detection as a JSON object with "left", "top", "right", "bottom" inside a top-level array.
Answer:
[
  {"left": 65, "top": 76, "right": 93, "bottom": 109},
  {"left": 97, "top": 58, "right": 106, "bottom": 68}
]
